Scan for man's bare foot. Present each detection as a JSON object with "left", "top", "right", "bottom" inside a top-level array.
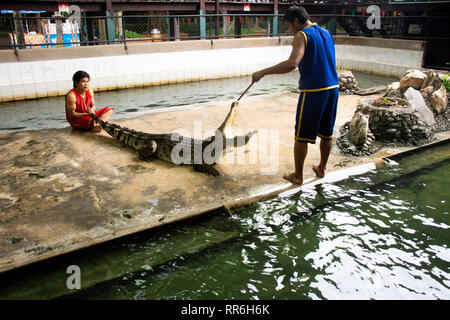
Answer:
[
  {"left": 312, "top": 164, "right": 325, "bottom": 178},
  {"left": 283, "top": 172, "right": 303, "bottom": 185},
  {"left": 90, "top": 125, "right": 102, "bottom": 133}
]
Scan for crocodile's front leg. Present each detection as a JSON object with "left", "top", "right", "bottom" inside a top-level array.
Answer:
[
  {"left": 138, "top": 140, "right": 158, "bottom": 161},
  {"left": 193, "top": 163, "right": 220, "bottom": 176}
]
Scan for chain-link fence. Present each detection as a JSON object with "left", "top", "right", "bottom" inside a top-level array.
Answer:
[
  {"left": 205, "top": 14, "right": 278, "bottom": 39},
  {"left": 0, "top": 13, "right": 447, "bottom": 50}
]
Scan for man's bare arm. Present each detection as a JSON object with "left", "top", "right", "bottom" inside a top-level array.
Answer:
[
  {"left": 89, "top": 88, "right": 96, "bottom": 113},
  {"left": 66, "top": 93, "right": 89, "bottom": 120},
  {"left": 252, "top": 32, "right": 306, "bottom": 82}
]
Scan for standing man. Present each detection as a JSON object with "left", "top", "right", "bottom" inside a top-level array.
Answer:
[
  {"left": 65, "top": 70, "right": 114, "bottom": 132},
  {"left": 252, "top": 6, "right": 339, "bottom": 185}
]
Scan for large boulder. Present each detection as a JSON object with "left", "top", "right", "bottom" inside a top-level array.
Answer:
[
  {"left": 431, "top": 85, "right": 448, "bottom": 114},
  {"left": 404, "top": 87, "right": 436, "bottom": 125},
  {"left": 400, "top": 69, "right": 427, "bottom": 91},
  {"left": 349, "top": 111, "right": 370, "bottom": 146}
]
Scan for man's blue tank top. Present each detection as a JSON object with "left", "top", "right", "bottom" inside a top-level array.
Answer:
[{"left": 298, "top": 23, "right": 339, "bottom": 92}]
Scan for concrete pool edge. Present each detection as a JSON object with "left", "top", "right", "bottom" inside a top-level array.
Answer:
[{"left": 0, "top": 137, "right": 448, "bottom": 276}]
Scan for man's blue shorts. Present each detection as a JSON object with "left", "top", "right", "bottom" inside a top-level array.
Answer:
[{"left": 294, "top": 88, "right": 339, "bottom": 144}]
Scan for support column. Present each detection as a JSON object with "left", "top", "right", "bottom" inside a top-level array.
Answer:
[
  {"left": 115, "top": 11, "right": 123, "bottom": 40},
  {"left": 85, "top": 12, "right": 95, "bottom": 45},
  {"left": 36, "top": 13, "right": 43, "bottom": 35},
  {"left": 273, "top": 0, "right": 278, "bottom": 36},
  {"left": 174, "top": 16, "right": 180, "bottom": 41},
  {"left": 327, "top": 18, "right": 337, "bottom": 35},
  {"left": 98, "top": 18, "right": 107, "bottom": 43},
  {"left": 199, "top": 0, "right": 206, "bottom": 39},
  {"left": 105, "top": 0, "right": 115, "bottom": 44},
  {"left": 55, "top": 15, "right": 64, "bottom": 47},
  {"left": 166, "top": 11, "right": 171, "bottom": 40},
  {"left": 223, "top": 11, "right": 230, "bottom": 37},
  {"left": 235, "top": 16, "right": 241, "bottom": 38},
  {"left": 215, "top": 0, "right": 220, "bottom": 38},
  {"left": 167, "top": 14, "right": 176, "bottom": 41},
  {"left": 13, "top": 11, "right": 26, "bottom": 48}
]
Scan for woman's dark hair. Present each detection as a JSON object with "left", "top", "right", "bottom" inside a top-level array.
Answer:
[
  {"left": 72, "top": 70, "right": 90, "bottom": 88},
  {"left": 283, "top": 6, "right": 310, "bottom": 24}
]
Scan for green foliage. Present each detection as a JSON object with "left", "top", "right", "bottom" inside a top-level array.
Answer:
[
  {"left": 125, "top": 30, "right": 144, "bottom": 38},
  {"left": 205, "top": 27, "right": 267, "bottom": 36},
  {"left": 441, "top": 73, "right": 450, "bottom": 92}
]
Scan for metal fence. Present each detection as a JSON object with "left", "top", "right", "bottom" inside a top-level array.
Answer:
[{"left": 0, "top": 13, "right": 448, "bottom": 51}]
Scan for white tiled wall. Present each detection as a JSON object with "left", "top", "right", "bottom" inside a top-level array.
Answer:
[
  {"left": 0, "top": 46, "right": 291, "bottom": 102},
  {"left": 335, "top": 44, "right": 423, "bottom": 77},
  {"left": 0, "top": 43, "right": 422, "bottom": 102}
]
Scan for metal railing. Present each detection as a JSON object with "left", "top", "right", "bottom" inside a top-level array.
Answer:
[{"left": 0, "top": 13, "right": 448, "bottom": 52}]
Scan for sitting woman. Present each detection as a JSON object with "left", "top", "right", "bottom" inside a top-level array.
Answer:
[{"left": 65, "top": 70, "right": 113, "bottom": 132}]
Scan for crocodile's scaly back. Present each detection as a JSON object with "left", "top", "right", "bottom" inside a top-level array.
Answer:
[
  {"left": 89, "top": 102, "right": 256, "bottom": 176},
  {"left": 92, "top": 115, "right": 157, "bottom": 158}
]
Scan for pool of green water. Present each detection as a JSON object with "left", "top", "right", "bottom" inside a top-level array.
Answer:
[{"left": 0, "top": 143, "right": 448, "bottom": 300}]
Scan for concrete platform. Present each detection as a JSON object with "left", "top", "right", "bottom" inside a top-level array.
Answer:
[{"left": 0, "top": 91, "right": 448, "bottom": 274}]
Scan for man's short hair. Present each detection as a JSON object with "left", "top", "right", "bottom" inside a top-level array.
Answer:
[
  {"left": 284, "top": 6, "right": 310, "bottom": 25},
  {"left": 72, "top": 70, "right": 90, "bottom": 88}
]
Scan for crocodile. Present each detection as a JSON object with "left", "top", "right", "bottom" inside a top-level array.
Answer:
[{"left": 90, "top": 101, "right": 256, "bottom": 176}]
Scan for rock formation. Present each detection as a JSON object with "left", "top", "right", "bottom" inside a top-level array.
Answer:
[
  {"left": 431, "top": 85, "right": 448, "bottom": 114},
  {"left": 404, "top": 87, "right": 436, "bottom": 126},
  {"left": 337, "top": 69, "right": 449, "bottom": 156},
  {"left": 399, "top": 69, "right": 427, "bottom": 91},
  {"left": 338, "top": 70, "right": 359, "bottom": 94},
  {"left": 349, "top": 111, "right": 370, "bottom": 146}
]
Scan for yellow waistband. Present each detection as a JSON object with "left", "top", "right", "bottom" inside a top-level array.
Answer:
[{"left": 299, "top": 84, "right": 339, "bottom": 93}]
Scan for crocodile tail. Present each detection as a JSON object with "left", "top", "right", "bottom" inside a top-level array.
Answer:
[{"left": 91, "top": 115, "right": 147, "bottom": 150}]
